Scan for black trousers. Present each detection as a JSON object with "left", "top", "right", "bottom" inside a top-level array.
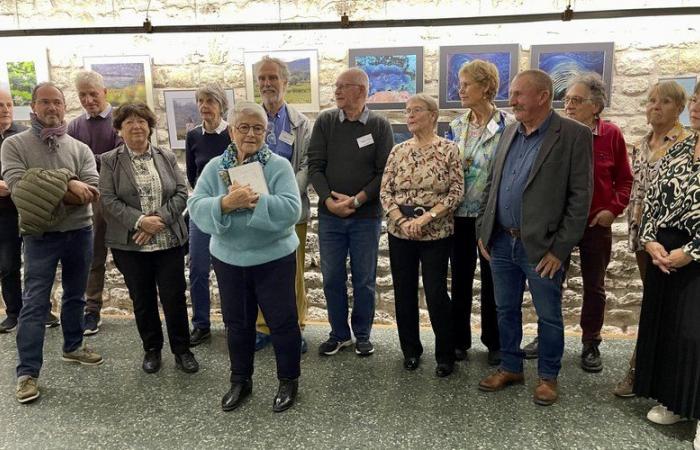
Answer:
[
  {"left": 112, "top": 246, "right": 190, "bottom": 355},
  {"left": 449, "top": 216, "right": 499, "bottom": 352},
  {"left": 389, "top": 234, "right": 455, "bottom": 365},
  {"left": 213, "top": 252, "right": 301, "bottom": 383},
  {"left": 0, "top": 208, "right": 22, "bottom": 318}
]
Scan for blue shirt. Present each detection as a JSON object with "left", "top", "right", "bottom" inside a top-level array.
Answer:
[
  {"left": 265, "top": 104, "right": 293, "bottom": 161},
  {"left": 496, "top": 112, "right": 553, "bottom": 229}
]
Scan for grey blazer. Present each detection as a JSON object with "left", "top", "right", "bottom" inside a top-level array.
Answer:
[
  {"left": 477, "top": 111, "right": 593, "bottom": 264},
  {"left": 286, "top": 104, "right": 312, "bottom": 224},
  {"left": 99, "top": 144, "right": 188, "bottom": 251}
]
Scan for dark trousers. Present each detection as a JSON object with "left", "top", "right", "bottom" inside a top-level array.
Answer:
[
  {"left": 0, "top": 209, "right": 22, "bottom": 318},
  {"left": 112, "top": 246, "right": 190, "bottom": 355},
  {"left": 389, "top": 234, "right": 455, "bottom": 365},
  {"left": 213, "top": 252, "right": 301, "bottom": 383},
  {"left": 450, "top": 216, "right": 499, "bottom": 351},
  {"left": 85, "top": 200, "right": 108, "bottom": 314},
  {"left": 577, "top": 224, "right": 612, "bottom": 345}
]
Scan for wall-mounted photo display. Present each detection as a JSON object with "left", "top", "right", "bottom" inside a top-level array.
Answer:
[
  {"left": 0, "top": 48, "right": 50, "bottom": 121},
  {"left": 659, "top": 75, "right": 697, "bottom": 127},
  {"left": 84, "top": 55, "right": 154, "bottom": 110},
  {"left": 391, "top": 122, "right": 452, "bottom": 145},
  {"left": 530, "top": 42, "right": 614, "bottom": 109},
  {"left": 163, "top": 89, "right": 235, "bottom": 150},
  {"left": 439, "top": 44, "right": 519, "bottom": 110},
  {"left": 244, "top": 49, "right": 319, "bottom": 112},
  {"left": 348, "top": 47, "right": 423, "bottom": 110}
]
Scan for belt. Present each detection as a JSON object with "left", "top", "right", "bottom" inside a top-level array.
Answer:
[{"left": 501, "top": 227, "right": 521, "bottom": 239}]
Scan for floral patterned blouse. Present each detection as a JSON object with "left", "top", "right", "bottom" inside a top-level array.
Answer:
[
  {"left": 128, "top": 146, "right": 179, "bottom": 252},
  {"left": 380, "top": 137, "right": 464, "bottom": 241},
  {"left": 626, "top": 122, "right": 691, "bottom": 252},
  {"left": 640, "top": 132, "right": 700, "bottom": 261}
]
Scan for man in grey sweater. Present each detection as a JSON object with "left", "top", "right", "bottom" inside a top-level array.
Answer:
[
  {"left": 1, "top": 82, "right": 104, "bottom": 404},
  {"left": 308, "top": 68, "right": 393, "bottom": 357}
]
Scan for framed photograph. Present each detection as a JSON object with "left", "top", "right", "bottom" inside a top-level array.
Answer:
[
  {"left": 437, "top": 121, "right": 451, "bottom": 139},
  {"left": 349, "top": 47, "right": 423, "bottom": 110},
  {"left": 530, "top": 42, "right": 614, "bottom": 108},
  {"left": 439, "top": 44, "right": 519, "bottom": 109},
  {"left": 0, "top": 49, "right": 50, "bottom": 121},
  {"left": 244, "top": 50, "right": 319, "bottom": 112},
  {"left": 163, "top": 89, "right": 235, "bottom": 150},
  {"left": 659, "top": 76, "right": 697, "bottom": 126},
  {"left": 84, "top": 55, "right": 154, "bottom": 110},
  {"left": 391, "top": 123, "right": 412, "bottom": 145}
]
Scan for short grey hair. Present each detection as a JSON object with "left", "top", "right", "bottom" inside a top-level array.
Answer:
[
  {"left": 195, "top": 83, "right": 228, "bottom": 116},
  {"left": 254, "top": 56, "right": 290, "bottom": 81},
  {"left": 31, "top": 82, "right": 65, "bottom": 103},
  {"left": 74, "top": 70, "right": 105, "bottom": 90},
  {"left": 515, "top": 69, "right": 553, "bottom": 106},
  {"left": 227, "top": 101, "right": 268, "bottom": 127},
  {"left": 568, "top": 72, "right": 607, "bottom": 116},
  {"left": 341, "top": 68, "right": 369, "bottom": 93}
]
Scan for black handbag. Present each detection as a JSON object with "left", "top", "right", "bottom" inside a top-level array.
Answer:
[{"left": 398, "top": 204, "right": 432, "bottom": 218}]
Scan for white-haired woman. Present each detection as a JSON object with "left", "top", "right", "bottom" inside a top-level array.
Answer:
[
  {"left": 188, "top": 102, "right": 301, "bottom": 413},
  {"left": 185, "top": 83, "right": 231, "bottom": 346}
]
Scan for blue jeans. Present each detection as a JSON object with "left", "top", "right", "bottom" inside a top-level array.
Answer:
[
  {"left": 318, "top": 213, "right": 380, "bottom": 342},
  {"left": 489, "top": 230, "right": 565, "bottom": 379},
  {"left": 16, "top": 226, "right": 93, "bottom": 378},
  {"left": 189, "top": 220, "right": 213, "bottom": 330}
]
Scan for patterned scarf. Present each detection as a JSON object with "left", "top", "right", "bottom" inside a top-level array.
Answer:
[
  {"left": 218, "top": 141, "right": 272, "bottom": 185},
  {"left": 30, "top": 113, "right": 67, "bottom": 153}
]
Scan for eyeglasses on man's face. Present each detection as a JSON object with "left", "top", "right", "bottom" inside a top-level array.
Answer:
[
  {"left": 405, "top": 107, "right": 430, "bottom": 115},
  {"left": 235, "top": 123, "right": 266, "bottom": 135},
  {"left": 334, "top": 83, "right": 361, "bottom": 91}
]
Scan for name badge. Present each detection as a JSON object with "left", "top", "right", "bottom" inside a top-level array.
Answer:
[
  {"left": 487, "top": 121, "right": 499, "bottom": 135},
  {"left": 357, "top": 134, "right": 374, "bottom": 148},
  {"left": 279, "top": 131, "right": 295, "bottom": 145}
]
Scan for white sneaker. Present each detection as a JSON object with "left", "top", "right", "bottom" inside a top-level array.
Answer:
[
  {"left": 694, "top": 421, "right": 700, "bottom": 450},
  {"left": 646, "top": 404, "right": 687, "bottom": 425}
]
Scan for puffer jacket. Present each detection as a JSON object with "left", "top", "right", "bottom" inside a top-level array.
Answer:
[{"left": 12, "top": 167, "right": 74, "bottom": 235}]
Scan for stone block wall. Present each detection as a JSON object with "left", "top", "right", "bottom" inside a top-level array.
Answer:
[{"left": 1, "top": 1, "right": 698, "bottom": 333}]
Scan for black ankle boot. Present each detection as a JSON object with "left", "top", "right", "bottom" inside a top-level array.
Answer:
[
  {"left": 272, "top": 378, "right": 298, "bottom": 412},
  {"left": 221, "top": 379, "right": 253, "bottom": 412}
]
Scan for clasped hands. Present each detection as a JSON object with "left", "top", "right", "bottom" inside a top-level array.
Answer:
[
  {"left": 325, "top": 191, "right": 359, "bottom": 218},
  {"left": 398, "top": 214, "right": 432, "bottom": 239},
  {"left": 63, "top": 179, "right": 100, "bottom": 205},
  {"left": 645, "top": 241, "right": 692, "bottom": 274},
  {"left": 221, "top": 181, "right": 259, "bottom": 214},
  {"left": 133, "top": 215, "right": 166, "bottom": 246}
]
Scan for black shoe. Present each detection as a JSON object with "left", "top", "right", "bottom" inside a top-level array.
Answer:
[
  {"left": 435, "top": 363, "right": 454, "bottom": 378},
  {"left": 355, "top": 340, "right": 375, "bottom": 357},
  {"left": 318, "top": 338, "right": 353, "bottom": 356},
  {"left": 189, "top": 328, "right": 211, "bottom": 347},
  {"left": 487, "top": 350, "right": 501, "bottom": 366},
  {"left": 45, "top": 312, "right": 60, "bottom": 328},
  {"left": 522, "top": 337, "right": 538, "bottom": 359},
  {"left": 175, "top": 351, "right": 199, "bottom": 373},
  {"left": 142, "top": 349, "right": 162, "bottom": 374},
  {"left": 403, "top": 357, "right": 420, "bottom": 371},
  {"left": 581, "top": 343, "right": 603, "bottom": 373},
  {"left": 272, "top": 379, "right": 298, "bottom": 413},
  {"left": 0, "top": 316, "right": 18, "bottom": 333},
  {"left": 222, "top": 380, "right": 253, "bottom": 411},
  {"left": 454, "top": 348, "right": 469, "bottom": 361},
  {"left": 83, "top": 312, "right": 101, "bottom": 336}
]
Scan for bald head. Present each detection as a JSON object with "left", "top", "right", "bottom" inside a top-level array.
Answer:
[{"left": 0, "top": 90, "right": 14, "bottom": 133}]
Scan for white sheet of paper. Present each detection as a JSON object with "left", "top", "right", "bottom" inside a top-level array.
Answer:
[
  {"left": 227, "top": 162, "right": 269, "bottom": 195},
  {"left": 357, "top": 133, "right": 374, "bottom": 148},
  {"left": 279, "top": 131, "right": 295, "bottom": 145},
  {"left": 487, "top": 121, "right": 499, "bottom": 135}
]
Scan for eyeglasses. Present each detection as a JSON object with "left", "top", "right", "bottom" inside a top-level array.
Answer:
[
  {"left": 335, "top": 83, "right": 361, "bottom": 91},
  {"left": 265, "top": 122, "right": 277, "bottom": 146},
  {"left": 405, "top": 107, "right": 430, "bottom": 115},
  {"left": 236, "top": 124, "right": 266, "bottom": 135},
  {"left": 563, "top": 96, "right": 591, "bottom": 105}
]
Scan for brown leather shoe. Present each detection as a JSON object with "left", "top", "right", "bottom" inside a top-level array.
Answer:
[
  {"left": 478, "top": 369, "right": 525, "bottom": 392},
  {"left": 533, "top": 378, "right": 558, "bottom": 406}
]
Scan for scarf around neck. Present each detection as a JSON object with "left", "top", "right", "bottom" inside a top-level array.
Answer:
[
  {"left": 218, "top": 142, "right": 272, "bottom": 185},
  {"left": 30, "top": 113, "right": 67, "bottom": 153}
]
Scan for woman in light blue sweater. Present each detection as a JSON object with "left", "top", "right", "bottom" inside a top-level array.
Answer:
[{"left": 188, "top": 102, "right": 301, "bottom": 413}]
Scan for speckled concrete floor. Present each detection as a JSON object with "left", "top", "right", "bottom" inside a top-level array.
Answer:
[{"left": 0, "top": 318, "right": 694, "bottom": 449}]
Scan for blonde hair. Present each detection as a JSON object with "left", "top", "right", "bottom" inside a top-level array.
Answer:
[
  {"left": 458, "top": 59, "right": 500, "bottom": 102},
  {"left": 648, "top": 80, "right": 687, "bottom": 111}
]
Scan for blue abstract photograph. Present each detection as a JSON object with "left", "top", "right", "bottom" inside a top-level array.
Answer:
[
  {"left": 391, "top": 123, "right": 412, "bottom": 145},
  {"left": 447, "top": 52, "right": 511, "bottom": 102}
]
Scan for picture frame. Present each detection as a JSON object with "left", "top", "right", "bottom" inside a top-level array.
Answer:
[
  {"left": 349, "top": 47, "right": 423, "bottom": 110},
  {"left": 163, "top": 89, "right": 235, "bottom": 150},
  {"left": 391, "top": 123, "right": 412, "bottom": 145},
  {"left": 659, "top": 76, "right": 697, "bottom": 126},
  {"left": 84, "top": 55, "right": 154, "bottom": 110},
  {"left": 0, "top": 48, "right": 50, "bottom": 121},
  {"left": 244, "top": 50, "right": 319, "bottom": 112},
  {"left": 530, "top": 42, "right": 614, "bottom": 109},
  {"left": 439, "top": 44, "right": 519, "bottom": 109}
]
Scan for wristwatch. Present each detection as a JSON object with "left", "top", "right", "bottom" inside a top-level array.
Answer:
[{"left": 352, "top": 196, "right": 362, "bottom": 208}]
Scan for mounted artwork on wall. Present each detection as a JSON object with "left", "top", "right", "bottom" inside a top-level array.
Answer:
[
  {"left": 163, "top": 89, "right": 235, "bottom": 150},
  {"left": 659, "top": 76, "right": 697, "bottom": 126},
  {"left": 349, "top": 47, "right": 423, "bottom": 110},
  {"left": 439, "top": 44, "right": 519, "bottom": 110},
  {"left": 391, "top": 123, "right": 412, "bottom": 145},
  {"left": 530, "top": 42, "right": 614, "bottom": 108},
  {"left": 0, "top": 49, "right": 50, "bottom": 121},
  {"left": 244, "top": 50, "right": 319, "bottom": 112},
  {"left": 84, "top": 55, "right": 154, "bottom": 109}
]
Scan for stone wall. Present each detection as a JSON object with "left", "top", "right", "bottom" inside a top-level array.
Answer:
[{"left": 1, "top": 1, "right": 698, "bottom": 333}]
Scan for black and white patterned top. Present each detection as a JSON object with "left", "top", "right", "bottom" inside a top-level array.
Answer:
[{"left": 640, "top": 132, "right": 700, "bottom": 260}]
